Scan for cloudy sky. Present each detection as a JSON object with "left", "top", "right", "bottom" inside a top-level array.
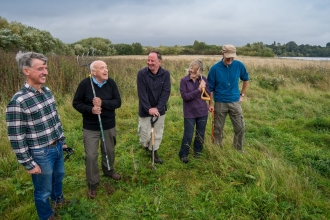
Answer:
[{"left": 1, "top": 0, "right": 329, "bottom": 47}]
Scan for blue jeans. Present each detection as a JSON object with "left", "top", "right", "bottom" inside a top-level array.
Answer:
[
  {"left": 179, "top": 116, "right": 208, "bottom": 158},
  {"left": 30, "top": 141, "right": 65, "bottom": 220}
]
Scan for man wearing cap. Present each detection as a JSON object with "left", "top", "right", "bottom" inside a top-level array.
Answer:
[{"left": 207, "top": 44, "right": 249, "bottom": 151}]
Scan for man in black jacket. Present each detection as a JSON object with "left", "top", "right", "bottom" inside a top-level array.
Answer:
[
  {"left": 73, "top": 60, "right": 121, "bottom": 199},
  {"left": 137, "top": 51, "right": 171, "bottom": 164}
]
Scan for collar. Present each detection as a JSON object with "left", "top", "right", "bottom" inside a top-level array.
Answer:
[
  {"left": 92, "top": 76, "right": 107, "bottom": 88},
  {"left": 24, "top": 82, "right": 45, "bottom": 93}
]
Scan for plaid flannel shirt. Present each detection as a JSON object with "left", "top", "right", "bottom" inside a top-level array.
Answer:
[{"left": 6, "top": 83, "right": 65, "bottom": 170}]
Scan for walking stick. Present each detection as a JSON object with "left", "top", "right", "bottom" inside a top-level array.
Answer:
[
  {"left": 211, "top": 110, "right": 214, "bottom": 143},
  {"left": 150, "top": 116, "right": 158, "bottom": 170},
  {"left": 77, "top": 52, "right": 111, "bottom": 171},
  {"left": 201, "top": 87, "right": 210, "bottom": 101},
  {"left": 200, "top": 74, "right": 210, "bottom": 101},
  {"left": 89, "top": 74, "right": 111, "bottom": 171}
]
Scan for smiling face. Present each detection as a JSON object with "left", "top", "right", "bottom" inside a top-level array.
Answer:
[
  {"left": 91, "top": 60, "right": 108, "bottom": 83},
  {"left": 189, "top": 64, "right": 201, "bottom": 81},
  {"left": 23, "top": 58, "right": 48, "bottom": 90},
  {"left": 223, "top": 56, "right": 234, "bottom": 66},
  {"left": 147, "top": 52, "right": 161, "bottom": 74}
]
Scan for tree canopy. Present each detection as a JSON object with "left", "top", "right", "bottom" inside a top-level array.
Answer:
[{"left": 1, "top": 16, "right": 330, "bottom": 57}]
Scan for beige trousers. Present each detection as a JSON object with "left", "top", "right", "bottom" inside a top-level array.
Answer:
[{"left": 138, "top": 115, "right": 165, "bottom": 151}]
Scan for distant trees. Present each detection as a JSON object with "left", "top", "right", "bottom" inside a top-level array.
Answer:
[
  {"left": 71, "top": 40, "right": 144, "bottom": 56},
  {"left": 70, "top": 37, "right": 115, "bottom": 55},
  {"left": 0, "top": 17, "right": 74, "bottom": 55},
  {"left": 1, "top": 16, "right": 329, "bottom": 57},
  {"left": 238, "top": 42, "right": 274, "bottom": 57},
  {"left": 266, "top": 41, "right": 330, "bottom": 57}
]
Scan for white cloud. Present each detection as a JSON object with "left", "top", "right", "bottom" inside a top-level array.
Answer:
[{"left": 1, "top": 0, "right": 329, "bottom": 46}]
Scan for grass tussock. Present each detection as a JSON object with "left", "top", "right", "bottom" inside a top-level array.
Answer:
[{"left": 1, "top": 52, "right": 330, "bottom": 219}]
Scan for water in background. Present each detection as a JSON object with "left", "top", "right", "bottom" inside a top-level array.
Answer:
[{"left": 276, "top": 57, "right": 330, "bottom": 61}]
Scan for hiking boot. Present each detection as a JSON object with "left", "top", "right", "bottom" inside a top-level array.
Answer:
[
  {"left": 142, "top": 143, "right": 150, "bottom": 151},
  {"left": 181, "top": 157, "right": 188, "bottom": 163},
  {"left": 87, "top": 189, "right": 97, "bottom": 199},
  {"left": 52, "top": 199, "right": 72, "bottom": 211},
  {"left": 108, "top": 173, "right": 121, "bottom": 180},
  {"left": 48, "top": 214, "right": 56, "bottom": 220},
  {"left": 194, "top": 153, "right": 201, "bottom": 158},
  {"left": 151, "top": 150, "right": 163, "bottom": 164}
]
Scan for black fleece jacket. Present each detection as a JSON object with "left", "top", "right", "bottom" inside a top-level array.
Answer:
[{"left": 137, "top": 66, "right": 171, "bottom": 117}]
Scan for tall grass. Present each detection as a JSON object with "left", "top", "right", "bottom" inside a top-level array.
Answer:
[{"left": 1, "top": 52, "right": 330, "bottom": 219}]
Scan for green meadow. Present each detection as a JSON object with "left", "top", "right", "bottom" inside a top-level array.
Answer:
[{"left": 1, "top": 52, "right": 330, "bottom": 219}]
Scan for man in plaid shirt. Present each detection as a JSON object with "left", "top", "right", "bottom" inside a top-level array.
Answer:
[{"left": 6, "top": 51, "right": 68, "bottom": 220}]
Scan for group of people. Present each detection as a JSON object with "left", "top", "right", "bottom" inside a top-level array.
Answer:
[{"left": 5, "top": 44, "right": 249, "bottom": 220}]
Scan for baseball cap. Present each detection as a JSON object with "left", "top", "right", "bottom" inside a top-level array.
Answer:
[{"left": 221, "top": 44, "right": 237, "bottom": 58}]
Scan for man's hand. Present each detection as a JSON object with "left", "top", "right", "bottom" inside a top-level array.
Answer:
[
  {"left": 92, "top": 106, "right": 102, "bottom": 114},
  {"left": 149, "top": 107, "right": 160, "bottom": 117},
  {"left": 93, "top": 97, "right": 102, "bottom": 107},
  {"left": 28, "top": 164, "right": 42, "bottom": 175}
]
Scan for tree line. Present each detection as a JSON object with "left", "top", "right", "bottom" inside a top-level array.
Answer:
[{"left": 1, "top": 16, "right": 330, "bottom": 57}]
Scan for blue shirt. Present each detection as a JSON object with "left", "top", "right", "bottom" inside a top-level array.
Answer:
[
  {"left": 92, "top": 76, "right": 107, "bottom": 88},
  {"left": 207, "top": 59, "right": 249, "bottom": 103}
]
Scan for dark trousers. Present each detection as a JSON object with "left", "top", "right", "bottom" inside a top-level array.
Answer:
[{"left": 179, "top": 116, "right": 208, "bottom": 158}]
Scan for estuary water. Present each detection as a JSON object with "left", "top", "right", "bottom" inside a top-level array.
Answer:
[{"left": 276, "top": 57, "right": 330, "bottom": 61}]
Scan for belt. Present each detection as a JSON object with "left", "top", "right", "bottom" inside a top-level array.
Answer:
[{"left": 50, "top": 139, "right": 60, "bottom": 146}]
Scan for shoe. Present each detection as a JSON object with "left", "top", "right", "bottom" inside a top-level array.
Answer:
[
  {"left": 181, "top": 157, "right": 188, "bottom": 163},
  {"left": 151, "top": 150, "right": 163, "bottom": 164},
  {"left": 142, "top": 143, "right": 149, "bottom": 151},
  {"left": 109, "top": 173, "right": 121, "bottom": 180},
  {"left": 52, "top": 199, "right": 71, "bottom": 211},
  {"left": 87, "top": 189, "right": 97, "bottom": 199},
  {"left": 48, "top": 214, "right": 56, "bottom": 220},
  {"left": 194, "top": 153, "right": 201, "bottom": 158}
]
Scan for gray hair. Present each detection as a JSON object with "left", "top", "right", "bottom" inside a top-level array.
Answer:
[
  {"left": 186, "top": 59, "right": 204, "bottom": 74},
  {"left": 90, "top": 61, "right": 96, "bottom": 73},
  {"left": 15, "top": 51, "right": 47, "bottom": 75}
]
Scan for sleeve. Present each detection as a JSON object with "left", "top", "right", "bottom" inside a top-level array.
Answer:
[
  {"left": 72, "top": 78, "right": 93, "bottom": 114},
  {"left": 156, "top": 71, "right": 171, "bottom": 112},
  {"left": 102, "top": 79, "right": 122, "bottom": 110},
  {"left": 137, "top": 69, "right": 152, "bottom": 113},
  {"left": 207, "top": 67, "right": 216, "bottom": 92},
  {"left": 6, "top": 100, "right": 37, "bottom": 170},
  {"left": 240, "top": 63, "right": 249, "bottom": 81},
  {"left": 180, "top": 77, "right": 200, "bottom": 101}
]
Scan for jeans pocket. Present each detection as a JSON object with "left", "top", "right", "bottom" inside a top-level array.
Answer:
[{"left": 30, "top": 147, "right": 49, "bottom": 159}]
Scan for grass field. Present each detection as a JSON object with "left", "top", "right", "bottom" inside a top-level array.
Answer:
[{"left": 1, "top": 54, "right": 330, "bottom": 219}]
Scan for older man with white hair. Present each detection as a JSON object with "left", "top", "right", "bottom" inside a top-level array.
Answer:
[{"left": 73, "top": 60, "right": 122, "bottom": 199}]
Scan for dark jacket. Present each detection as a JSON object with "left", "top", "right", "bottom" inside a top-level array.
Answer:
[
  {"left": 72, "top": 77, "right": 121, "bottom": 130},
  {"left": 137, "top": 67, "right": 171, "bottom": 117}
]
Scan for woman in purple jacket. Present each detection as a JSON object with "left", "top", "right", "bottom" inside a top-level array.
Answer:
[{"left": 179, "top": 60, "right": 211, "bottom": 163}]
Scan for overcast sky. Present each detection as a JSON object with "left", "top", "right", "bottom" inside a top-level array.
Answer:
[{"left": 1, "top": 0, "right": 329, "bottom": 47}]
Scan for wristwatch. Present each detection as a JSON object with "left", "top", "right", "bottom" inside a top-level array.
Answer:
[{"left": 240, "top": 93, "right": 245, "bottom": 97}]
